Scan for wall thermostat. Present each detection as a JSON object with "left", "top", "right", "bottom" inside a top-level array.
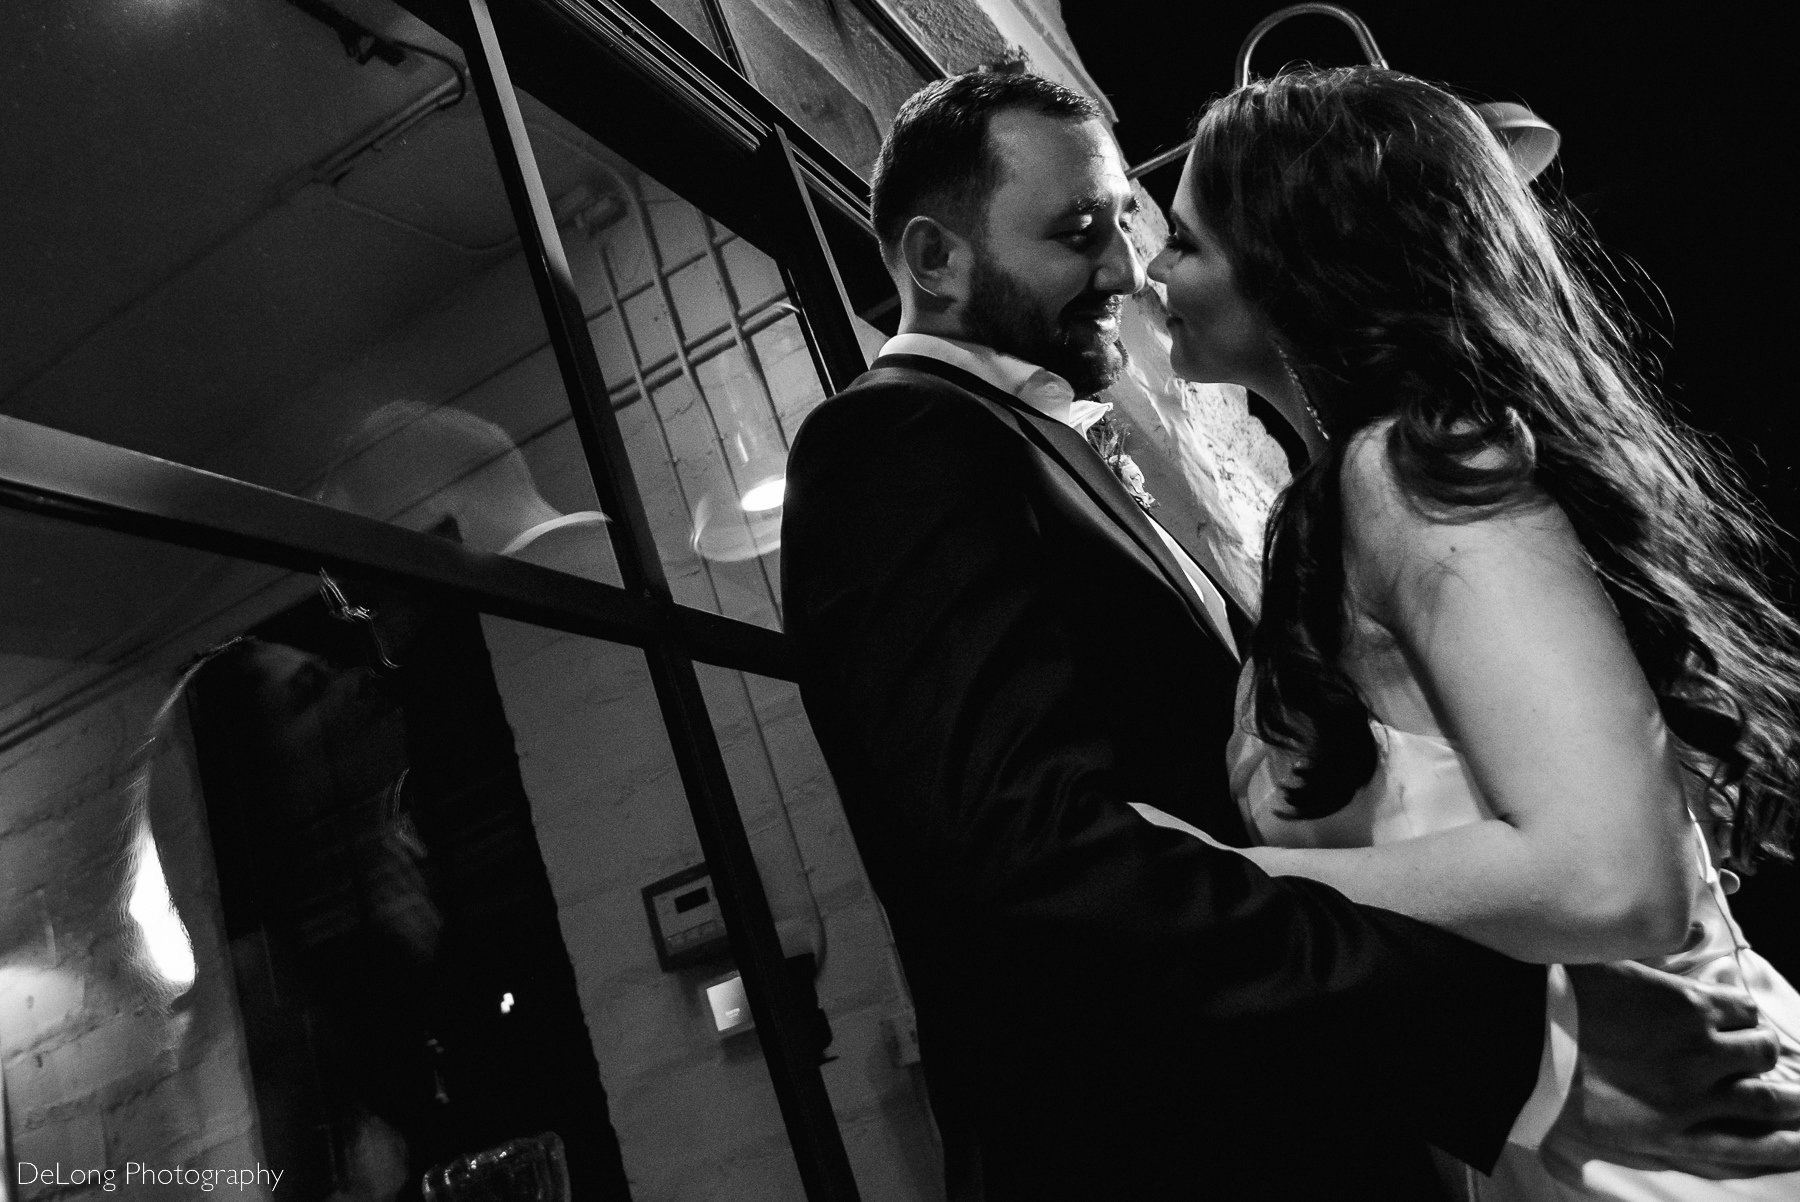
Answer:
[{"left": 642, "top": 863, "right": 731, "bottom": 971}]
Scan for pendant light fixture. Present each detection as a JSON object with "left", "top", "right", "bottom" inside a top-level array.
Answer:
[{"left": 1127, "top": 3, "right": 1561, "bottom": 183}]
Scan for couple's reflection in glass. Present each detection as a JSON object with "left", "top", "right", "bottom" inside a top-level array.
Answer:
[{"left": 156, "top": 404, "right": 622, "bottom": 1200}]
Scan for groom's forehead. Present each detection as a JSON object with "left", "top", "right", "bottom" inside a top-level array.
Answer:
[
  {"left": 987, "top": 111, "right": 1118, "bottom": 179},
  {"left": 985, "top": 113, "right": 1129, "bottom": 222}
]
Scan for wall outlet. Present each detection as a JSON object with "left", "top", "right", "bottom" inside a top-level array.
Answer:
[{"left": 881, "top": 1010, "right": 921, "bottom": 1068}]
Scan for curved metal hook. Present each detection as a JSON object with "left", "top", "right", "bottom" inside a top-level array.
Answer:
[
  {"left": 1128, "top": 3, "right": 1389, "bottom": 179},
  {"left": 1234, "top": 3, "right": 1388, "bottom": 88}
]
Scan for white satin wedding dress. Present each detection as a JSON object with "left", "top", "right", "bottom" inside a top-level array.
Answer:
[{"left": 1213, "top": 677, "right": 1800, "bottom": 1201}]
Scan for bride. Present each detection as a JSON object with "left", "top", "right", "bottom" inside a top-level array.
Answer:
[{"left": 1144, "top": 66, "right": 1800, "bottom": 1198}]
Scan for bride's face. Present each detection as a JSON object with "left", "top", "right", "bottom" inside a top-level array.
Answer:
[{"left": 1147, "top": 156, "right": 1280, "bottom": 391}]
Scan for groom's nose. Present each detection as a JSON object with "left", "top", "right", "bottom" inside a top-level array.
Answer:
[{"left": 1093, "top": 221, "right": 1146, "bottom": 298}]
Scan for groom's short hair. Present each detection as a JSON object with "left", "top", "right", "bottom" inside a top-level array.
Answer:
[{"left": 871, "top": 68, "right": 1102, "bottom": 260}]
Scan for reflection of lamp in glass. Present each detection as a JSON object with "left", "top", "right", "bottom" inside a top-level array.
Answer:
[
  {"left": 690, "top": 453, "right": 788, "bottom": 562},
  {"left": 687, "top": 369, "right": 789, "bottom": 563},
  {"left": 128, "top": 825, "right": 196, "bottom": 990},
  {"left": 1127, "top": 4, "right": 1561, "bottom": 183},
  {"left": 322, "top": 402, "right": 611, "bottom": 563},
  {"left": 119, "top": 645, "right": 240, "bottom": 999},
  {"left": 739, "top": 476, "right": 786, "bottom": 513}
]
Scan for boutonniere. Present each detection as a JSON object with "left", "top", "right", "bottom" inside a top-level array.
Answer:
[
  {"left": 1114, "top": 452, "right": 1156, "bottom": 511},
  {"left": 1083, "top": 412, "right": 1156, "bottom": 511}
]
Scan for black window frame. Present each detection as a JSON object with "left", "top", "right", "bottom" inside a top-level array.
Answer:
[{"left": 0, "top": 0, "right": 950, "bottom": 1195}]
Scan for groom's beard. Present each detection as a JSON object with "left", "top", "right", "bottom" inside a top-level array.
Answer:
[{"left": 963, "top": 250, "right": 1128, "bottom": 397}]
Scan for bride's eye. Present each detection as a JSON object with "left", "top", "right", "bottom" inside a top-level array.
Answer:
[{"left": 1163, "top": 232, "right": 1192, "bottom": 253}]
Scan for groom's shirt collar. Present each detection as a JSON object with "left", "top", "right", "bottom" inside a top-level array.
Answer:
[
  {"left": 879, "top": 332, "right": 1239, "bottom": 659},
  {"left": 879, "top": 333, "right": 1114, "bottom": 434}
]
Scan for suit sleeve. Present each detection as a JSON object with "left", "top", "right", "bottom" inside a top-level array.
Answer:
[{"left": 781, "top": 381, "right": 1548, "bottom": 1168}]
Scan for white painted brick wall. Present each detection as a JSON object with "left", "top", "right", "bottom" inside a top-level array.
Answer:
[{"left": 0, "top": 678, "right": 271, "bottom": 1202}]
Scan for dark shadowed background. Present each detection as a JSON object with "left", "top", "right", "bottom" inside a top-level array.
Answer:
[{"left": 1065, "top": 0, "right": 1798, "bottom": 966}]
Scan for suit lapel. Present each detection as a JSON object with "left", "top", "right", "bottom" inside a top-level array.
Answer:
[{"left": 875, "top": 354, "right": 1230, "bottom": 650}]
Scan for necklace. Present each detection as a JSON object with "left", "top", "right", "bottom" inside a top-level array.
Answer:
[{"left": 1275, "top": 345, "right": 1327, "bottom": 442}]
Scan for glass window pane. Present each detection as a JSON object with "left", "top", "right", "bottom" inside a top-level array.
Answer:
[
  {"left": 720, "top": 0, "right": 930, "bottom": 175},
  {"left": 1, "top": 0, "right": 619, "bottom": 586},
  {"left": 0, "top": 506, "right": 853, "bottom": 1199},
  {"left": 519, "top": 92, "right": 858, "bottom": 629},
  {"left": 479, "top": 617, "right": 813, "bottom": 1199},
  {"left": 694, "top": 663, "right": 944, "bottom": 1199},
  {"left": 0, "top": 507, "right": 627, "bottom": 1197}
]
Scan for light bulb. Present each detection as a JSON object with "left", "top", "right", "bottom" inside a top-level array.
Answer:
[
  {"left": 128, "top": 826, "right": 196, "bottom": 988},
  {"left": 738, "top": 477, "right": 787, "bottom": 513}
]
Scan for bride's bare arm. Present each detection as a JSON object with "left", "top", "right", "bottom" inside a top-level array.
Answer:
[{"left": 1242, "top": 428, "right": 1695, "bottom": 963}]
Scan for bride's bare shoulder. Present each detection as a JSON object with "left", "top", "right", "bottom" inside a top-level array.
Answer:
[{"left": 1339, "top": 417, "right": 1569, "bottom": 608}]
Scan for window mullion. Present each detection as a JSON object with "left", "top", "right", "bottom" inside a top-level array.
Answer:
[
  {"left": 459, "top": 4, "right": 861, "bottom": 1199},
  {"left": 757, "top": 126, "right": 870, "bottom": 398}
]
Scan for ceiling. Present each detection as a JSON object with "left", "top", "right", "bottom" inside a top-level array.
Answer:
[
  {"left": 1, "top": 0, "right": 518, "bottom": 464},
  {"left": 0, "top": 0, "right": 632, "bottom": 689}
]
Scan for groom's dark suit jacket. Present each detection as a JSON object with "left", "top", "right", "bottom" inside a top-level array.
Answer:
[{"left": 782, "top": 355, "right": 1549, "bottom": 1199}]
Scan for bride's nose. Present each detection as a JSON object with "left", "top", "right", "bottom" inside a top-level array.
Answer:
[{"left": 1147, "top": 247, "right": 1173, "bottom": 284}]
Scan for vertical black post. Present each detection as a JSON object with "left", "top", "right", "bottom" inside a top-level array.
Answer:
[
  {"left": 456, "top": 3, "right": 860, "bottom": 1199},
  {"left": 757, "top": 127, "right": 869, "bottom": 397}
]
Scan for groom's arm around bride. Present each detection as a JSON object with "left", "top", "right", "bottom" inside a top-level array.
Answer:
[
  {"left": 784, "top": 70, "right": 1546, "bottom": 1200},
  {"left": 786, "top": 68, "right": 1800, "bottom": 1200}
]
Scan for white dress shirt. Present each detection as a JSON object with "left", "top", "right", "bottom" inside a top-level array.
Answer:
[{"left": 880, "top": 333, "right": 1239, "bottom": 657}]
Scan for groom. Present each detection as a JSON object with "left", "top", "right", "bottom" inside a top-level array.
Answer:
[{"left": 781, "top": 71, "right": 1795, "bottom": 1198}]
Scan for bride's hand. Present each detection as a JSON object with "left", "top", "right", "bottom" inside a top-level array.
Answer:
[{"left": 1555, "top": 959, "right": 1800, "bottom": 1175}]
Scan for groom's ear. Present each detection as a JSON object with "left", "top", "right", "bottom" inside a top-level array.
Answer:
[{"left": 898, "top": 215, "right": 973, "bottom": 309}]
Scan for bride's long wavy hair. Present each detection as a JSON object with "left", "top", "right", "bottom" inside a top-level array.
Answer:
[{"left": 1192, "top": 67, "right": 1800, "bottom": 868}]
